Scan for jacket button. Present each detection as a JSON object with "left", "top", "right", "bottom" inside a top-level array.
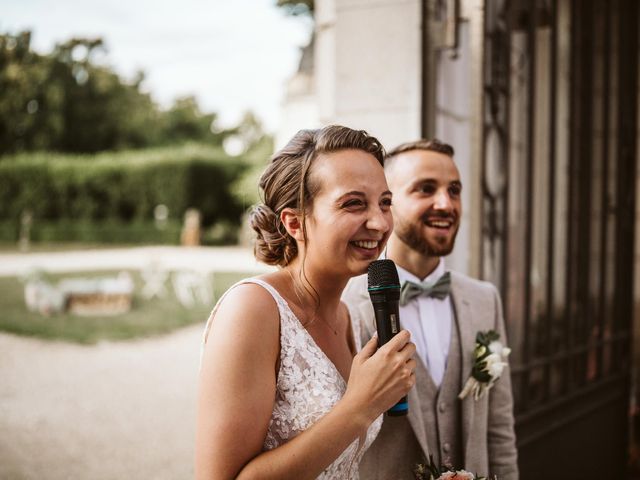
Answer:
[
  {"left": 443, "top": 442, "right": 451, "bottom": 453},
  {"left": 438, "top": 402, "right": 446, "bottom": 413}
]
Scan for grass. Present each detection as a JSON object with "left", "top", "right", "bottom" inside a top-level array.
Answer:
[{"left": 0, "top": 270, "right": 257, "bottom": 344}]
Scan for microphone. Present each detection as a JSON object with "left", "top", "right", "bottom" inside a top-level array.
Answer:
[{"left": 367, "top": 259, "right": 408, "bottom": 416}]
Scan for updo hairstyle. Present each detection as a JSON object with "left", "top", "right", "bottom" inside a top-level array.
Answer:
[{"left": 250, "top": 125, "right": 385, "bottom": 267}]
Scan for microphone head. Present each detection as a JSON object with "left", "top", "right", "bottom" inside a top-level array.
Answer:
[{"left": 367, "top": 259, "right": 400, "bottom": 291}]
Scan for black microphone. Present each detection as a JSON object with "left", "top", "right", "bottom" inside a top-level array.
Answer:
[{"left": 367, "top": 259, "right": 408, "bottom": 416}]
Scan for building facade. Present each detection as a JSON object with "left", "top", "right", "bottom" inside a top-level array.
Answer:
[{"left": 312, "top": 0, "right": 639, "bottom": 477}]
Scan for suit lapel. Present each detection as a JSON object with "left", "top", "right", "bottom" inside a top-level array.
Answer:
[
  {"left": 350, "top": 272, "right": 434, "bottom": 459},
  {"left": 408, "top": 358, "right": 432, "bottom": 458},
  {"left": 450, "top": 274, "right": 476, "bottom": 460}
]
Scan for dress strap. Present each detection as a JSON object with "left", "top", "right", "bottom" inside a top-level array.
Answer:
[
  {"left": 201, "top": 278, "right": 289, "bottom": 348},
  {"left": 241, "top": 278, "right": 290, "bottom": 309}
]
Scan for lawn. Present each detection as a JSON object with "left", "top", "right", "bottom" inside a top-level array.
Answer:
[{"left": 0, "top": 269, "right": 257, "bottom": 344}]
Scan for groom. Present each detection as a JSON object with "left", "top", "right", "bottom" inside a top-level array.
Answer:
[{"left": 343, "top": 140, "right": 518, "bottom": 479}]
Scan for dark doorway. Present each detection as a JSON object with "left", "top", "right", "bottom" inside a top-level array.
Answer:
[{"left": 480, "top": 0, "right": 638, "bottom": 478}]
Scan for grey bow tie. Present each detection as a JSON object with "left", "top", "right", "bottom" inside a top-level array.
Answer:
[{"left": 399, "top": 271, "right": 451, "bottom": 306}]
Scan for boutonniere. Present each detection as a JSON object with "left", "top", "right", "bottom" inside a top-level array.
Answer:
[
  {"left": 414, "top": 455, "right": 494, "bottom": 480},
  {"left": 458, "top": 330, "right": 510, "bottom": 401}
]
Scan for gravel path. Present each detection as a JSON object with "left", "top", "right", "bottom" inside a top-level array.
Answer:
[
  {"left": 0, "top": 246, "right": 272, "bottom": 479},
  {"left": 0, "top": 324, "right": 204, "bottom": 480}
]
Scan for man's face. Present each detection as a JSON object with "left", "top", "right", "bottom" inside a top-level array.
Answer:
[{"left": 387, "top": 149, "right": 462, "bottom": 257}]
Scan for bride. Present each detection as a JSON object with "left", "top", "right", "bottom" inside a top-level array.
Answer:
[{"left": 196, "top": 125, "right": 416, "bottom": 479}]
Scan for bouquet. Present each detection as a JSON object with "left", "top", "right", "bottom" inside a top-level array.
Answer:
[{"left": 414, "top": 455, "right": 494, "bottom": 480}]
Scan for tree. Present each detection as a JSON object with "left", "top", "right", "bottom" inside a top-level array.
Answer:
[
  {"left": 0, "top": 31, "right": 62, "bottom": 153},
  {"left": 0, "top": 32, "right": 164, "bottom": 154},
  {"left": 161, "top": 96, "right": 225, "bottom": 146},
  {"left": 51, "top": 37, "right": 163, "bottom": 152},
  {"left": 0, "top": 30, "right": 272, "bottom": 156}
]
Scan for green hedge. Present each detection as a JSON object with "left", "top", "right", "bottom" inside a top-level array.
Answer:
[
  {"left": 0, "top": 219, "right": 240, "bottom": 245},
  {"left": 0, "top": 220, "right": 182, "bottom": 244},
  {"left": 0, "top": 144, "right": 251, "bottom": 228}
]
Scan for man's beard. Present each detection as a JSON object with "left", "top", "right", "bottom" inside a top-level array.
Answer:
[{"left": 394, "top": 214, "right": 458, "bottom": 257}]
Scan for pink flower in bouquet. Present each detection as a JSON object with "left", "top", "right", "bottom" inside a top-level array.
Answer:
[
  {"left": 439, "top": 471, "right": 476, "bottom": 480},
  {"left": 413, "top": 455, "right": 490, "bottom": 480}
]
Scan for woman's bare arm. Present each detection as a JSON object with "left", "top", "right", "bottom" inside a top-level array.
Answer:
[
  {"left": 195, "top": 284, "right": 415, "bottom": 480},
  {"left": 196, "top": 284, "right": 280, "bottom": 479}
]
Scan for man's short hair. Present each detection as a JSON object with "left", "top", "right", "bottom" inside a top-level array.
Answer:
[{"left": 385, "top": 139, "right": 454, "bottom": 170}]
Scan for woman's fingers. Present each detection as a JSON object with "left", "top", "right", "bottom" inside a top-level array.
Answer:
[
  {"left": 357, "top": 334, "right": 379, "bottom": 361},
  {"left": 345, "top": 330, "right": 418, "bottom": 419},
  {"left": 399, "top": 338, "right": 417, "bottom": 358},
  {"left": 375, "top": 331, "right": 415, "bottom": 365},
  {"left": 377, "top": 329, "right": 411, "bottom": 354}
]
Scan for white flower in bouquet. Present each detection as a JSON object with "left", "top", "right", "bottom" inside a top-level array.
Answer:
[{"left": 439, "top": 470, "right": 476, "bottom": 479}]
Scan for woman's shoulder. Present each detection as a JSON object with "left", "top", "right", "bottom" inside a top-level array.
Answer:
[
  {"left": 202, "top": 276, "right": 284, "bottom": 347},
  {"left": 215, "top": 277, "right": 281, "bottom": 322}
]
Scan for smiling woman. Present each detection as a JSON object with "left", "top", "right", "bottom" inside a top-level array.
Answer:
[{"left": 196, "top": 125, "right": 417, "bottom": 480}]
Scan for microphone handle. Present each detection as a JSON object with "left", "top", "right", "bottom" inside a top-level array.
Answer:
[{"left": 372, "top": 299, "right": 408, "bottom": 416}]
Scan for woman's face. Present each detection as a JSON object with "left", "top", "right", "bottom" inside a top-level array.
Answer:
[{"left": 302, "top": 148, "right": 393, "bottom": 278}]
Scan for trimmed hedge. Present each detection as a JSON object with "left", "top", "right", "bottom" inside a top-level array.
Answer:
[
  {"left": 0, "top": 144, "right": 251, "bottom": 233},
  {"left": 0, "top": 219, "right": 240, "bottom": 245},
  {"left": 0, "top": 220, "right": 182, "bottom": 244}
]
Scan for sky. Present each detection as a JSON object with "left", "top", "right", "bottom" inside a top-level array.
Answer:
[{"left": 1, "top": 0, "right": 313, "bottom": 132}]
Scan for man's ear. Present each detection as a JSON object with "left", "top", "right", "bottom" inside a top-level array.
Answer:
[{"left": 281, "top": 208, "right": 304, "bottom": 242}]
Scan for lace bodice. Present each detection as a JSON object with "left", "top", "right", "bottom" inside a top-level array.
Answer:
[{"left": 202, "top": 278, "right": 382, "bottom": 479}]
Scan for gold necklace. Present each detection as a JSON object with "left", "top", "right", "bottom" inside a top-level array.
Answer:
[
  {"left": 286, "top": 269, "right": 339, "bottom": 336},
  {"left": 318, "top": 313, "right": 339, "bottom": 336}
]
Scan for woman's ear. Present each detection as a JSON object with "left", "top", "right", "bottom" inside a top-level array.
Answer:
[{"left": 281, "top": 208, "right": 304, "bottom": 242}]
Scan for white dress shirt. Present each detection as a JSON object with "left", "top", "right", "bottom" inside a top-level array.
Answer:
[{"left": 397, "top": 259, "right": 452, "bottom": 387}]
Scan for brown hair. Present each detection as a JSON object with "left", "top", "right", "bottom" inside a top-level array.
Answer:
[
  {"left": 249, "top": 125, "right": 385, "bottom": 267},
  {"left": 385, "top": 138, "right": 454, "bottom": 171}
]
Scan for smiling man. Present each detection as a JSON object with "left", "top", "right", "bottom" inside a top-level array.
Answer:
[{"left": 343, "top": 139, "right": 518, "bottom": 480}]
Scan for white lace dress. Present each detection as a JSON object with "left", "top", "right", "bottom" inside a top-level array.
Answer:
[{"left": 202, "top": 278, "right": 383, "bottom": 479}]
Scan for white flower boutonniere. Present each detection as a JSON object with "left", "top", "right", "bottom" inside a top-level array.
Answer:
[{"left": 458, "top": 330, "right": 510, "bottom": 401}]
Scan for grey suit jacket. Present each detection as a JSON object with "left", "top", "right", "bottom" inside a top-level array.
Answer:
[{"left": 342, "top": 271, "right": 518, "bottom": 480}]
